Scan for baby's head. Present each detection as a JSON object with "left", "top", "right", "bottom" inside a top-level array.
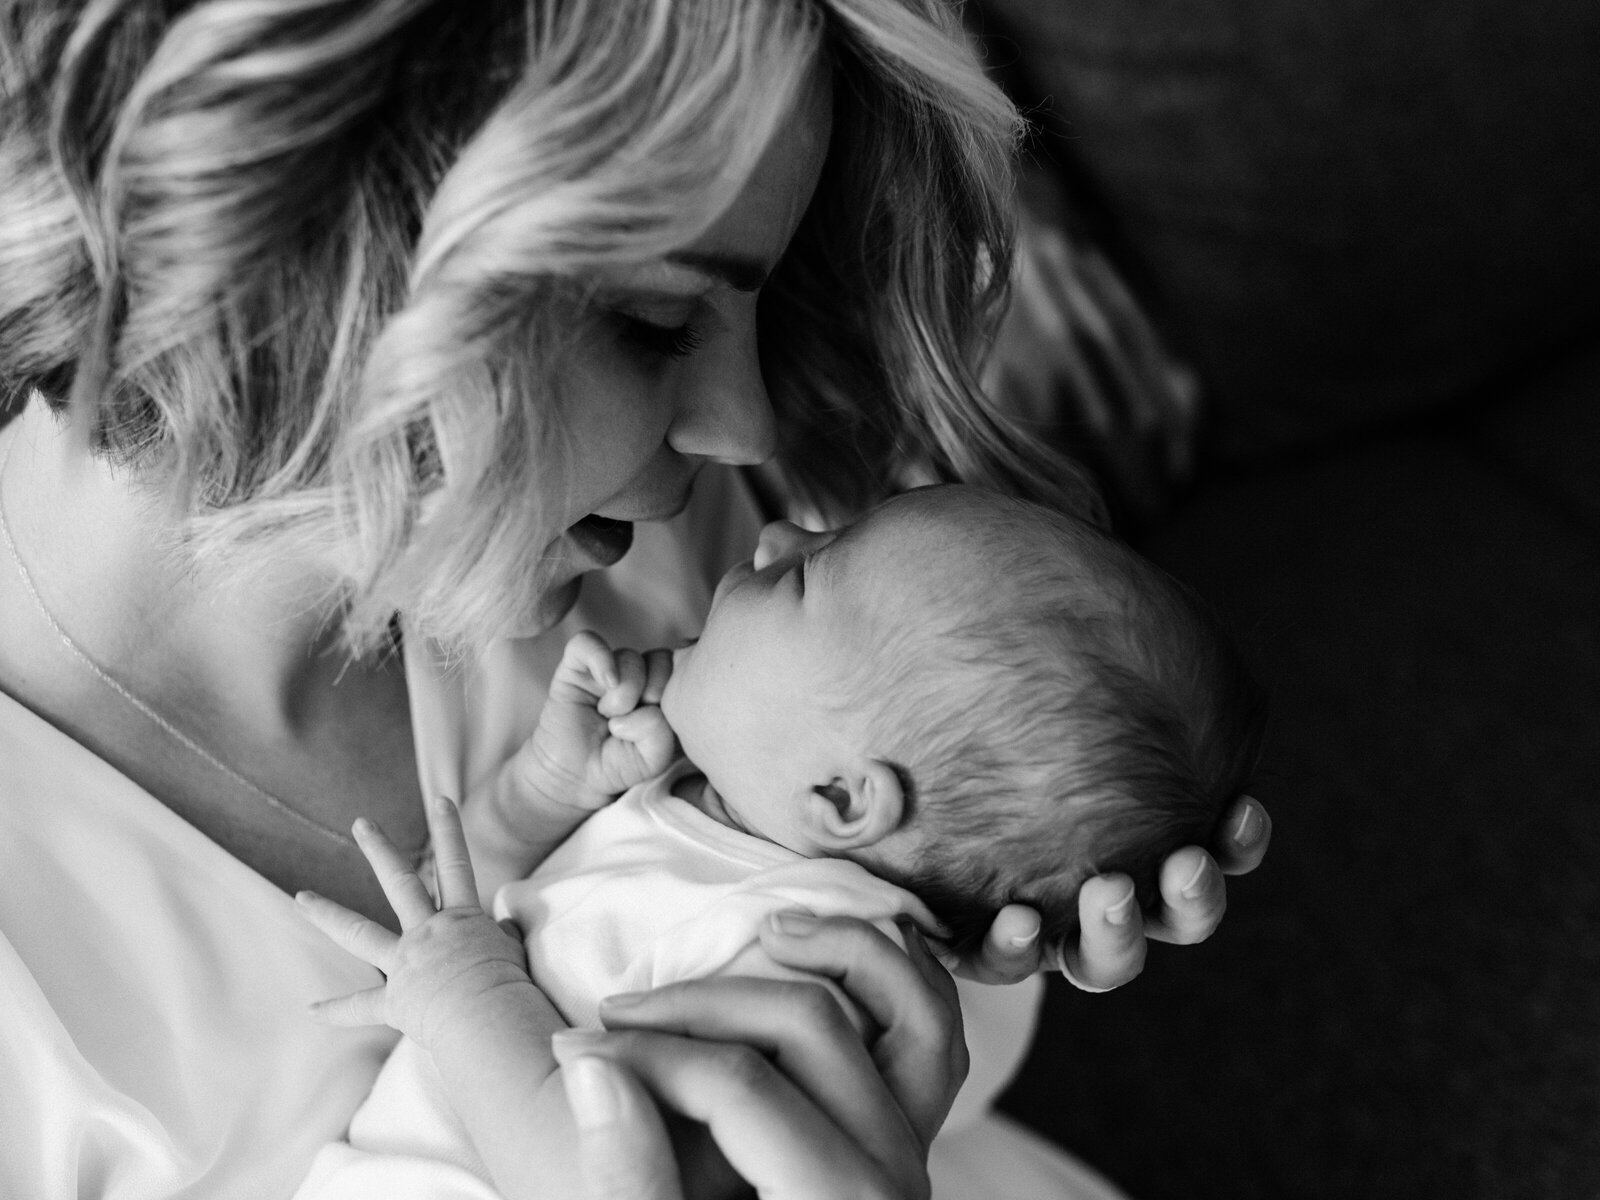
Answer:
[{"left": 660, "top": 485, "right": 1266, "bottom": 952}]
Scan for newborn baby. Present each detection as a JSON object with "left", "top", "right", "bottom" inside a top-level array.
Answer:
[
  {"left": 502, "top": 483, "right": 1266, "bottom": 1030},
  {"left": 302, "top": 483, "right": 1265, "bottom": 1196}
]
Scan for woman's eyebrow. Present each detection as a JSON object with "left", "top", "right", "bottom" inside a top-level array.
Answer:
[{"left": 666, "top": 250, "right": 769, "bottom": 293}]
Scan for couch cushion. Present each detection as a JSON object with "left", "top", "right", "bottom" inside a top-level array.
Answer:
[
  {"left": 1000, "top": 397, "right": 1600, "bottom": 1196},
  {"left": 975, "top": 0, "right": 1600, "bottom": 458},
  {"left": 1473, "top": 342, "right": 1600, "bottom": 535}
]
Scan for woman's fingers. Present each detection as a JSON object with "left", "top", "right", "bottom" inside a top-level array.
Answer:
[
  {"left": 424, "top": 795, "right": 478, "bottom": 911},
  {"left": 1144, "top": 847, "right": 1227, "bottom": 947},
  {"left": 562, "top": 1056, "right": 684, "bottom": 1200},
  {"left": 351, "top": 818, "right": 437, "bottom": 929},
  {"left": 553, "top": 1032, "right": 900, "bottom": 1200},
  {"left": 596, "top": 974, "right": 921, "bottom": 1191},
  {"left": 1060, "top": 826, "right": 1248, "bottom": 988},
  {"left": 952, "top": 904, "right": 1045, "bottom": 984},
  {"left": 1060, "top": 874, "right": 1147, "bottom": 992},
  {"left": 1214, "top": 794, "right": 1272, "bottom": 876},
  {"left": 294, "top": 890, "right": 399, "bottom": 974},
  {"left": 758, "top": 913, "right": 966, "bottom": 1144}
]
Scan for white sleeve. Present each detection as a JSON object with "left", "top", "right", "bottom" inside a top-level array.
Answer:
[{"left": 292, "top": 1039, "right": 499, "bottom": 1200}]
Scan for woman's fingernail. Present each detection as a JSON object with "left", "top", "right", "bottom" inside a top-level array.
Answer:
[
  {"left": 434, "top": 794, "right": 457, "bottom": 815},
  {"left": 599, "top": 991, "right": 644, "bottom": 1010},
  {"left": 352, "top": 817, "right": 375, "bottom": 837},
  {"left": 1181, "top": 857, "right": 1215, "bottom": 899},
  {"left": 770, "top": 911, "right": 819, "bottom": 936},
  {"left": 1233, "top": 800, "right": 1262, "bottom": 846},
  {"left": 1105, "top": 887, "right": 1137, "bottom": 926},
  {"left": 564, "top": 1055, "right": 623, "bottom": 1129},
  {"left": 1009, "top": 923, "right": 1040, "bottom": 949},
  {"left": 551, "top": 1029, "right": 606, "bottom": 1055}
]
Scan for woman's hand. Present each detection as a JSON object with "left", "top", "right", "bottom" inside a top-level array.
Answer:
[
  {"left": 550, "top": 913, "right": 965, "bottom": 1200},
  {"left": 959, "top": 793, "right": 1273, "bottom": 989}
]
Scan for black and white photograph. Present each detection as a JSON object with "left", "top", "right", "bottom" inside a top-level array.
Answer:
[{"left": 1, "top": 2, "right": 1595, "bottom": 1198}]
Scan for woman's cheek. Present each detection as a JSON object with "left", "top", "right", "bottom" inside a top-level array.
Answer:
[{"left": 557, "top": 364, "right": 677, "bottom": 499}]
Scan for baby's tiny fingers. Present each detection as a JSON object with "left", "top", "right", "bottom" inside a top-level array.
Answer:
[
  {"left": 295, "top": 890, "right": 400, "bottom": 973},
  {"left": 600, "top": 649, "right": 647, "bottom": 718},
  {"left": 641, "top": 649, "right": 673, "bottom": 705},
  {"left": 562, "top": 630, "right": 620, "bottom": 691},
  {"left": 608, "top": 707, "right": 676, "bottom": 770},
  {"left": 425, "top": 795, "right": 479, "bottom": 912},
  {"left": 352, "top": 818, "right": 436, "bottom": 929},
  {"left": 308, "top": 984, "right": 390, "bottom": 1028}
]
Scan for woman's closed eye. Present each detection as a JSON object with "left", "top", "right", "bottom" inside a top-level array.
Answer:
[{"left": 618, "top": 314, "right": 705, "bottom": 360}]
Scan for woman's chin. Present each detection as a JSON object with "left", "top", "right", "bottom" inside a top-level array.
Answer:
[{"left": 503, "top": 576, "right": 583, "bottom": 641}]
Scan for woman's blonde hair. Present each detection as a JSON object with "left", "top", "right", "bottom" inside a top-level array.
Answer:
[{"left": 0, "top": 0, "right": 1102, "bottom": 652}]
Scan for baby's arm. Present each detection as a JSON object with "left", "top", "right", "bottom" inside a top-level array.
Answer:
[
  {"left": 298, "top": 798, "right": 595, "bottom": 1199},
  {"left": 463, "top": 631, "right": 676, "bottom": 902}
]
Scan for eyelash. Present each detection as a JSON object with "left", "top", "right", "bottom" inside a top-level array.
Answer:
[{"left": 618, "top": 315, "right": 705, "bottom": 360}]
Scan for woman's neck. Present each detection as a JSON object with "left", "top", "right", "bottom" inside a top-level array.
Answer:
[
  {"left": 0, "top": 397, "right": 424, "bottom": 922},
  {"left": 0, "top": 397, "right": 347, "bottom": 737}
]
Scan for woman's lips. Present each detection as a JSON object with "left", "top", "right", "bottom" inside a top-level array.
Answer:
[{"left": 564, "top": 514, "right": 635, "bottom": 568}]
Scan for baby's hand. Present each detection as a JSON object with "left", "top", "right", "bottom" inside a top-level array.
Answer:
[
  {"left": 515, "top": 630, "right": 677, "bottom": 815},
  {"left": 297, "top": 798, "right": 537, "bottom": 1049}
]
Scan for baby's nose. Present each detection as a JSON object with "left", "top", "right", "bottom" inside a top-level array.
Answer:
[{"left": 753, "top": 520, "right": 810, "bottom": 571}]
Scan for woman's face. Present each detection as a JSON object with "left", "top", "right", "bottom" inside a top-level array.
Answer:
[{"left": 530, "top": 61, "right": 833, "bottom": 630}]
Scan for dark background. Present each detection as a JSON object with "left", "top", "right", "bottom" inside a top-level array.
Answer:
[{"left": 980, "top": 2, "right": 1600, "bottom": 1196}]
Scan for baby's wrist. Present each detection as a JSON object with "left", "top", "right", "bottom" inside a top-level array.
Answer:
[
  {"left": 515, "top": 736, "right": 612, "bottom": 817},
  {"left": 421, "top": 968, "right": 546, "bottom": 1051}
]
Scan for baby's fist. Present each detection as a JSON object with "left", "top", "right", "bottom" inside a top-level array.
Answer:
[{"left": 604, "top": 704, "right": 677, "bottom": 784}]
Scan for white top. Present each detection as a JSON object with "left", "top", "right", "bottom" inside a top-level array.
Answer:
[
  {"left": 0, "top": 685, "right": 397, "bottom": 1200},
  {"left": 0, "top": 462, "right": 1116, "bottom": 1199},
  {"left": 501, "top": 766, "right": 938, "bottom": 1030}
]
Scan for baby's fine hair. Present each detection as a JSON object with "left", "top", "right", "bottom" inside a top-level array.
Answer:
[{"left": 862, "top": 489, "right": 1267, "bottom": 955}]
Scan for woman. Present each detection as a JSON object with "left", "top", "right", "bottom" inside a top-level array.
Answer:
[{"left": 0, "top": 1, "right": 1269, "bottom": 1196}]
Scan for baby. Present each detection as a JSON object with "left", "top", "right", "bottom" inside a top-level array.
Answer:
[{"left": 300, "top": 483, "right": 1265, "bottom": 1197}]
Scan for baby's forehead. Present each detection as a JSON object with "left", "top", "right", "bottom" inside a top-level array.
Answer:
[
  {"left": 835, "top": 489, "right": 1138, "bottom": 642},
  {"left": 849, "top": 487, "right": 1088, "bottom": 580}
]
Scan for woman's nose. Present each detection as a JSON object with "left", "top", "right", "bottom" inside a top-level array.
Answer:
[
  {"left": 753, "top": 520, "right": 830, "bottom": 570},
  {"left": 666, "top": 325, "right": 777, "bottom": 467}
]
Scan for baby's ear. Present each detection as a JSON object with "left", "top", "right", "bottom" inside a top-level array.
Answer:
[{"left": 805, "top": 760, "right": 905, "bottom": 851}]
